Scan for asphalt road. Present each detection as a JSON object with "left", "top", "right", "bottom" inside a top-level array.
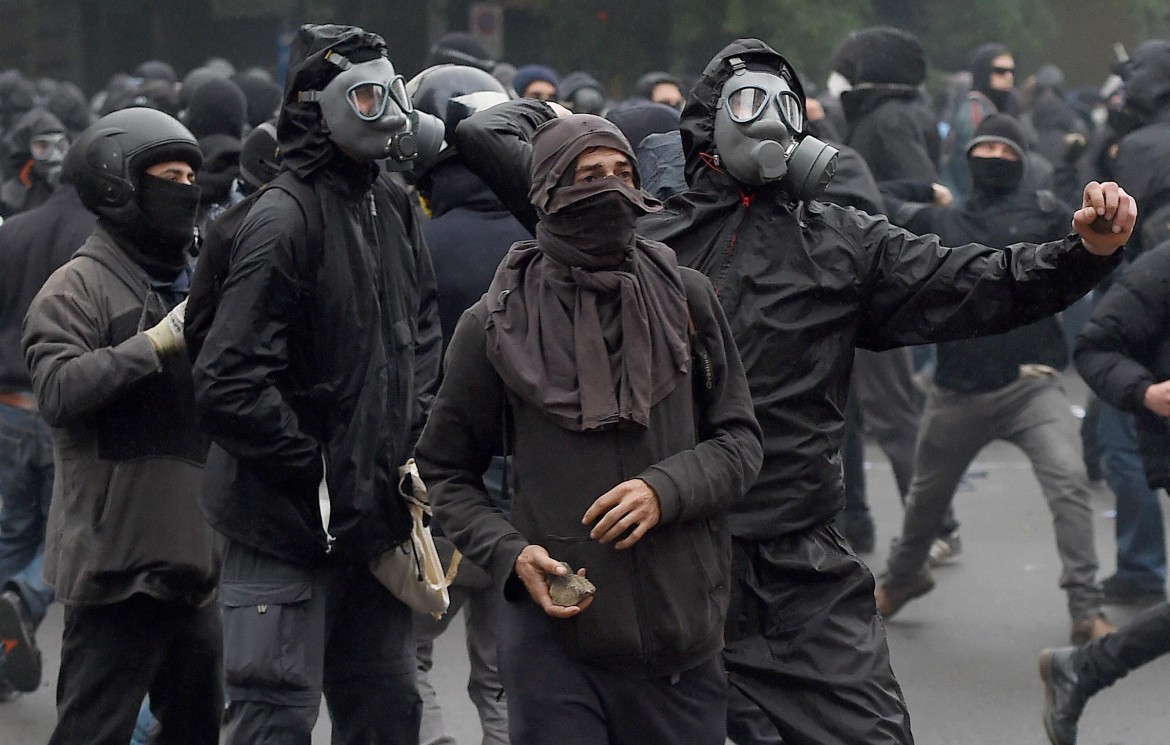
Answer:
[{"left": 3, "top": 381, "right": 1168, "bottom": 744}]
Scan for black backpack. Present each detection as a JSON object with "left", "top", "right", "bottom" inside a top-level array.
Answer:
[{"left": 185, "top": 171, "right": 323, "bottom": 362}]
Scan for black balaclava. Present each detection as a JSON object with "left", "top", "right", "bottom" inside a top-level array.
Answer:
[
  {"left": 966, "top": 113, "right": 1026, "bottom": 196},
  {"left": 102, "top": 144, "right": 203, "bottom": 278},
  {"left": 1114, "top": 40, "right": 1170, "bottom": 129},
  {"left": 970, "top": 43, "right": 1018, "bottom": 114}
]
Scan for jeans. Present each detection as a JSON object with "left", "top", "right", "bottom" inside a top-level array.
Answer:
[
  {"left": 887, "top": 375, "right": 1103, "bottom": 621},
  {"left": 0, "top": 401, "right": 55, "bottom": 684},
  {"left": 1097, "top": 403, "right": 1167, "bottom": 589}
]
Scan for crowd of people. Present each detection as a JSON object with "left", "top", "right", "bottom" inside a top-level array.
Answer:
[{"left": 0, "top": 18, "right": 1166, "bottom": 745}]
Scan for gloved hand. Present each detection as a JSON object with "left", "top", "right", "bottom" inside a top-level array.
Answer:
[{"left": 143, "top": 298, "right": 188, "bottom": 356}]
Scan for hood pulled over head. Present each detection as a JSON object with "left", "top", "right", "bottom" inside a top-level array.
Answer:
[
  {"left": 679, "top": 39, "right": 805, "bottom": 189},
  {"left": 528, "top": 113, "right": 660, "bottom": 217},
  {"left": 278, "top": 23, "right": 391, "bottom": 178}
]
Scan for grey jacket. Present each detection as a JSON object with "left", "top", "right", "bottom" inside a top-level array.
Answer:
[{"left": 23, "top": 228, "right": 218, "bottom": 606}]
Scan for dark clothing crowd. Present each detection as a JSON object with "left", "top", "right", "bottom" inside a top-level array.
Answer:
[{"left": 0, "top": 18, "right": 1166, "bottom": 745}]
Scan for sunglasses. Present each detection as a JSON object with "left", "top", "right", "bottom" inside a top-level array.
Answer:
[
  {"left": 722, "top": 87, "right": 804, "bottom": 131},
  {"left": 346, "top": 75, "right": 412, "bottom": 121},
  {"left": 991, "top": 66, "right": 1016, "bottom": 76}
]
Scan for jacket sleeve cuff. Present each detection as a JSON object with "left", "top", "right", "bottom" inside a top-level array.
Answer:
[{"left": 638, "top": 467, "right": 682, "bottom": 524}]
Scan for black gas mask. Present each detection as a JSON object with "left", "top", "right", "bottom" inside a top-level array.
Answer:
[{"left": 712, "top": 58, "right": 837, "bottom": 199}]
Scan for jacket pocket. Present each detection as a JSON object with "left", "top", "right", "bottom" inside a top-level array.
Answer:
[
  {"left": 542, "top": 535, "right": 642, "bottom": 663},
  {"left": 638, "top": 521, "right": 728, "bottom": 656},
  {"left": 220, "top": 581, "right": 314, "bottom": 694}
]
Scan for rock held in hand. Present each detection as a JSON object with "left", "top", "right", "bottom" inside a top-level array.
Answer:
[{"left": 549, "top": 563, "right": 596, "bottom": 606}]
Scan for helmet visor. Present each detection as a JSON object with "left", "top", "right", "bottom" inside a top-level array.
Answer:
[
  {"left": 725, "top": 87, "right": 804, "bottom": 131},
  {"left": 347, "top": 75, "right": 412, "bottom": 121}
]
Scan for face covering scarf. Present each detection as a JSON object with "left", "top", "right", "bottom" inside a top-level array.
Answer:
[{"left": 483, "top": 115, "right": 690, "bottom": 432}]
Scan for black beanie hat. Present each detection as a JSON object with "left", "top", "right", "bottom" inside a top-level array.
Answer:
[
  {"left": 966, "top": 113, "right": 1027, "bottom": 160},
  {"left": 186, "top": 76, "right": 247, "bottom": 139}
]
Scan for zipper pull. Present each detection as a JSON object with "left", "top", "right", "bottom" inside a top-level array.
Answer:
[{"left": 368, "top": 191, "right": 377, "bottom": 218}]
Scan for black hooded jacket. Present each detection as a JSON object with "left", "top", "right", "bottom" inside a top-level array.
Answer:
[
  {"left": 636, "top": 39, "right": 1119, "bottom": 538},
  {"left": 1076, "top": 242, "right": 1170, "bottom": 489},
  {"left": 453, "top": 39, "right": 1120, "bottom": 538},
  {"left": 835, "top": 27, "right": 940, "bottom": 182},
  {"left": 193, "top": 24, "right": 442, "bottom": 565},
  {"left": 1112, "top": 41, "right": 1170, "bottom": 252}
]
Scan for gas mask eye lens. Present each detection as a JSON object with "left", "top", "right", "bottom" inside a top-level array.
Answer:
[
  {"left": 724, "top": 87, "right": 804, "bottom": 132},
  {"left": 347, "top": 82, "right": 389, "bottom": 120},
  {"left": 727, "top": 87, "right": 768, "bottom": 122},
  {"left": 345, "top": 75, "right": 412, "bottom": 121},
  {"left": 389, "top": 76, "right": 412, "bottom": 114},
  {"left": 776, "top": 91, "right": 804, "bottom": 133}
]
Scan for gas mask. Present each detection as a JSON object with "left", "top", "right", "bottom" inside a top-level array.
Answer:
[
  {"left": 30, "top": 131, "right": 68, "bottom": 186},
  {"left": 712, "top": 58, "right": 838, "bottom": 199},
  {"left": 301, "top": 55, "right": 443, "bottom": 165}
]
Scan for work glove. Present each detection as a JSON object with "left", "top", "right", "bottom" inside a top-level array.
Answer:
[{"left": 143, "top": 298, "right": 187, "bottom": 356}]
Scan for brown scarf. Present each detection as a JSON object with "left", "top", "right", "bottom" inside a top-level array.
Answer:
[{"left": 483, "top": 115, "right": 689, "bottom": 432}]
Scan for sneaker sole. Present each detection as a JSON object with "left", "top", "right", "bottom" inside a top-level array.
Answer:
[
  {"left": 0, "top": 596, "right": 41, "bottom": 693},
  {"left": 1038, "top": 649, "right": 1061, "bottom": 745}
]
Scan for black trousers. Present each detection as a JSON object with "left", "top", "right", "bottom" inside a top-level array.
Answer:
[
  {"left": 498, "top": 599, "right": 728, "bottom": 745},
  {"left": 49, "top": 593, "right": 223, "bottom": 745},
  {"left": 219, "top": 538, "right": 420, "bottom": 745},
  {"left": 1077, "top": 600, "right": 1170, "bottom": 690},
  {"left": 724, "top": 525, "right": 915, "bottom": 745}
]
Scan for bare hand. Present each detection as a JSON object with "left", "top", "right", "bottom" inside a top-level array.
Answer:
[
  {"left": 932, "top": 183, "right": 953, "bottom": 206},
  {"left": 1144, "top": 380, "right": 1170, "bottom": 417},
  {"left": 514, "top": 544, "right": 593, "bottom": 618},
  {"left": 582, "top": 478, "right": 661, "bottom": 550},
  {"left": 1074, "top": 181, "right": 1136, "bottom": 256}
]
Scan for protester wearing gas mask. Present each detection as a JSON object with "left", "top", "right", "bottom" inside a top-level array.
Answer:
[
  {"left": 454, "top": 37, "right": 1137, "bottom": 745},
  {"left": 191, "top": 24, "right": 442, "bottom": 745},
  {"left": 416, "top": 113, "right": 761, "bottom": 745},
  {"left": 0, "top": 108, "right": 69, "bottom": 218},
  {"left": 23, "top": 106, "right": 221, "bottom": 744},
  {"left": 875, "top": 113, "right": 1114, "bottom": 649}
]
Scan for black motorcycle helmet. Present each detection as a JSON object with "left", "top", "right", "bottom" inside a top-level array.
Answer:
[
  {"left": 407, "top": 64, "right": 510, "bottom": 180},
  {"left": 68, "top": 106, "right": 202, "bottom": 225}
]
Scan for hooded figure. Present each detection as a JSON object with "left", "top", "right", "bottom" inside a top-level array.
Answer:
[
  {"left": 970, "top": 42, "right": 1020, "bottom": 115},
  {"left": 191, "top": 24, "right": 442, "bottom": 744},
  {"left": 1109, "top": 40, "right": 1170, "bottom": 250},
  {"left": 941, "top": 42, "right": 1025, "bottom": 199},
  {"left": 416, "top": 111, "right": 761, "bottom": 743},
  {"left": 0, "top": 108, "right": 68, "bottom": 218},
  {"left": 185, "top": 76, "right": 247, "bottom": 221},
  {"left": 834, "top": 26, "right": 940, "bottom": 182}
]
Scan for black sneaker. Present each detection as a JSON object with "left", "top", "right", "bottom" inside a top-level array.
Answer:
[
  {"left": 1100, "top": 574, "right": 1167, "bottom": 606},
  {"left": 0, "top": 590, "right": 42, "bottom": 693},
  {"left": 1039, "top": 646, "right": 1088, "bottom": 745}
]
